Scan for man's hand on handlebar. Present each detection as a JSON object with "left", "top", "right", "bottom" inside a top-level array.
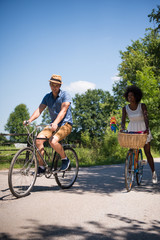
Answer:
[{"left": 23, "top": 120, "right": 30, "bottom": 126}]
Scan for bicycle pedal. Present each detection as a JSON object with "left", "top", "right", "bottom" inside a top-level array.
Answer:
[
  {"left": 37, "top": 173, "right": 44, "bottom": 177},
  {"left": 52, "top": 169, "right": 59, "bottom": 175}
]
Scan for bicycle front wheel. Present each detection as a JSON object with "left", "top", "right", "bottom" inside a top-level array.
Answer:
[
  {"left": 125, "top": 150, "right": 134, "bottom": 192},
  {"left": 54, "top": 146, "right": 79, "bottom": 189},
  {"left": 8, "top": 147, "right": 38, "bottom": 198},
  {"left": 136, "top": 149, "right": 143, "bottom": 185}
]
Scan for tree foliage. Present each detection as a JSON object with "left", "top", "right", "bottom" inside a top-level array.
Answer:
[
  {"left": 148, "top": 5, "right": 160, "bottom": 33},
  {"left": 41, "top": 107, "right": 50, "bottom": 125},
  {"left": 113, "top": 29, "right": 160, "bottom": 104},
  {"left": 5, "top": 104, "right": 30, "bottom": 142},
  {"left": 72, "top": 89, "right": 116, "bottom": 141}
]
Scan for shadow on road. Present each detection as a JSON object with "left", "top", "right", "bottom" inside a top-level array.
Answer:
[
  {"left": 0, "top": 162, "right": 160, "bottom": 240},
  {"left": 0, "top": 161, "right": 160, "bottom": 200},
  {"left": 0, "top": 216, "right": 160, "bottom": 240},
  {"left": 72, "top": 161, "right": 160, "bottom": 195}
]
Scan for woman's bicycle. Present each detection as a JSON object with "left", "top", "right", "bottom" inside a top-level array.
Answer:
[
  {"left": 118, "top": 131, "right": 147, "bottom": 192},
  {"left": 8, "top": 124, "right": 79, "bottom": 198}
]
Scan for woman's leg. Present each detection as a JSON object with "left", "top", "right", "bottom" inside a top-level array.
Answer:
[{"left": 144, "top": 142, "right": 155, "bottom": 173}]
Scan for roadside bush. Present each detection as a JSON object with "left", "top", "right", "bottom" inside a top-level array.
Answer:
[
  {"left": 81, "top": 130, "right": 92, "bottom": 148},
  {"left": 101, "top": 129, "right": 127, "bottom": 164},
  {"left": 75, "top": 147, "right": 97, "bottom": 166}
]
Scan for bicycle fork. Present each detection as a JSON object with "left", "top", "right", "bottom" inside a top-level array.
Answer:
[
  {"left": 134, "top": 150, "right": 139, "bottom": 173},
  {"left": 133, "top": 149, "right": 143, "bottom": 174}
]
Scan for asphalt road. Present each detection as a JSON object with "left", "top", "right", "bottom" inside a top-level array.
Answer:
[{"left": 0, "top": 159, "right": 160, "bottom": 240}]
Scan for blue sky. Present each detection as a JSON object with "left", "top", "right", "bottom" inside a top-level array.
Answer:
[{"left": 0, "top": 0, "right": 159, "bottom": 133}]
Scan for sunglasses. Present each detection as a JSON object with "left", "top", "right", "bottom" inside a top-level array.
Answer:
[{"left": 50, "top": 82, "right": 61, "bottom": 88}]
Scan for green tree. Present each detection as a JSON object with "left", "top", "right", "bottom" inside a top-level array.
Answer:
[
  {"left": 148, "top": 5, "right": 160, "bottom": 33},
  {"left": 113, "top": 7, "right": 160, "bottom": 106},
  {"left": 0, "top": 134, "right": 7, "bottom": 144},
  {"left": 136, "top": 67, "right": 160, "bottom": 149},
  {"left": 113, "top": 39, "right": 148, "bottom": 107},
  {"left": 41, "top": 107, "right": 50, "bottom": 124},
  {"left": 5, "top": 104, "right": 30, "bottom": 142},
  {"left": 72, "top": 89, "right": 116, "bottom": 140},
  {"left": 81, "top": 130, "right": 91, "bottom": 148},
  {"left": 113, "top": 30, "right": 160, "bottom": 103}
]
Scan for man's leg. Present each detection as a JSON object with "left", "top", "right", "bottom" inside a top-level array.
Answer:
[
  {"left": 49, "top": 123, "right": 72, "bottom": 171},
  {"left": 49, "top": 135, "right": 70, "bottom": 171},
  {"left": 49, "top": 135, "right": 66, "bottom": 159},
  {"left": 35, "top": 126, "right": 53, "bottom": 174},
  {"left": 36, "top": 126, "right": 53, "bottom": 166},
  {"left": 36, "top": 133, "right": 46, "bottom": 166}
]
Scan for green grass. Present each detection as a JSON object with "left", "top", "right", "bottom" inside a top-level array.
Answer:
[
  {"left": 0, "top": 145, "right": 17, "bottom": 170},
  {"left": 0, "top": 145, "right": 159, "bottom": 170}
]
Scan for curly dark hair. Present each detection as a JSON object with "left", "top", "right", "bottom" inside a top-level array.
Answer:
[{"left": 124, "top": 85, "right": 143, "bottom": 103}]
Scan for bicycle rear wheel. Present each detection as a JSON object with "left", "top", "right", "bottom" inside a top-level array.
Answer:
[
  {"left": 8, "top": 147, "right": 37, "bottom": 198},
  {"left": 54, "top": 146, "right": 79, "bottom": 189},
  {"left": 136, "top": 149, "right": 143, "bottom": 185},
  {"left": 125, "top": 150, "right": 134, "bottom": 192}
]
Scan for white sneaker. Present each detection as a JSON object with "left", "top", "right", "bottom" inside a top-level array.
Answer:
[{"left": 152, "top": 171, "right": 158, "bottom": 184}]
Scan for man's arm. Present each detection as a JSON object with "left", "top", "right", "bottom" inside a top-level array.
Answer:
[
  {"left": 51, "top": 102, "right": 70, "bottom": 131},
  {"left": 28, "top": 104, "right": 46, "bottom": 123}
]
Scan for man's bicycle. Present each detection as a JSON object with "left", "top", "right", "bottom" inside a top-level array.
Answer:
[
  {"left": 118, "top": 131, "right": 147, "bottom": 192},
  {"left": 8, "top": 124, "right": 79, "bottom": 198}
]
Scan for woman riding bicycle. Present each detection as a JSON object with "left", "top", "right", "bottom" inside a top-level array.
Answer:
[{"left": 121, "top": 85, "right": 158, "bottom": 184}]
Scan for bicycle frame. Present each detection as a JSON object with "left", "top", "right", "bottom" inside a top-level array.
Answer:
[
  {"left": 131, "top": 149, "right": 143, "bottom": 172},
  {"left": 8, "top": 124, "right": 79, "bottom": 198},
  {"left": 24, "top": 125, "right": 54, "bottom": 170},
  {"left": 125, "top": 148, "right": 143, "bottom": 191},
  {"left": 25, "top": 124, "right": 73, "bottom": 174}
]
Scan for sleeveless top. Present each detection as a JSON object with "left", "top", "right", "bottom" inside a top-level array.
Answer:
[{"left": 125, "top": 103, "right": 152, "bottom": 143}]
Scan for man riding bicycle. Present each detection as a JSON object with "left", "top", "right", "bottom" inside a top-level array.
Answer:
[{"left": 24, "top": 74, "right": 73, "bottom": 174}]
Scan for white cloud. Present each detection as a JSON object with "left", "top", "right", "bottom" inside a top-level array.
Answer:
[
  {"left": 63, "top": 81, "right": 96, "bottom": 96},
  {"left": 111, "top": 75, "right": 121, "bottom": 82}
]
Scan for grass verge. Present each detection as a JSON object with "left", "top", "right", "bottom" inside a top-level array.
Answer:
[{"left": 0, "top": 145, "right": 159, "bottom": 170}]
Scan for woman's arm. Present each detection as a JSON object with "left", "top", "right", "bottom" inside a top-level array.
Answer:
[
  {"left": 121, "top": 106, "right": 126, "bottom": 130},
  {"left": 141, "top": 103, "right": 149, "bottom": 134}
]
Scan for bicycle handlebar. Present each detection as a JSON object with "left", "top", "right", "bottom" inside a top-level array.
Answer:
[
  {"left": 23, "top": 122, "right": 52, "bottom": 146},
  {"left": 23, "top": 120, "right": 30, "bottom": 126}
]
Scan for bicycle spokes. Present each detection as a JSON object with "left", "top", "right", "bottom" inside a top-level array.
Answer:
[
  {"left": 125, "top": 149, "right": 144, "bottom": 192},
  {"left": 136, "top": 150, "right": 143, "bottom": 185},
  {"left": 54, "top": 147, "right": 79, "bottom": 189},
  {"left": 8, "top": 147, "right": 37, "bottom": 198},
  {"left": 125, "top": 151, "right": 134, "bottom": 191}
]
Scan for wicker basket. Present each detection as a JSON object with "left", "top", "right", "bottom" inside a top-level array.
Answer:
[{"left": 118, "top": 132, "right": 147, "bottom": 149}]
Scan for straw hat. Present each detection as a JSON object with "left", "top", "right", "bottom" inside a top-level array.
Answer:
[{"left": 49, "top": 74, "right": 63, "bottom": 84}]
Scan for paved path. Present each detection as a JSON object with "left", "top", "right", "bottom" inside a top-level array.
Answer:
[{"left": 0, "top": 159, "right": 160, "bottom": 240}]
